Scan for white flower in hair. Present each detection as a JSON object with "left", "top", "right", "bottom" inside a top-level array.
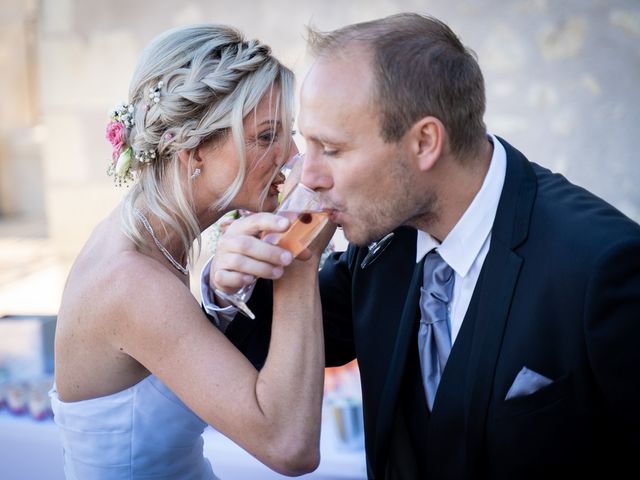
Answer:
[{"left": 115, "top": 146, "right": 133, "bottom": 177}]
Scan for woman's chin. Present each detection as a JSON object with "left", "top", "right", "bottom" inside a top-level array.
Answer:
[
  {"left": 234, "top": 192, "right": 279, "bottom": 213},
  {"left": 264, "top": 196, "right": 279, "bottom": 212}
]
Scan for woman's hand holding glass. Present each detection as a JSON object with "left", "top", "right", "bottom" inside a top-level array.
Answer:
[{"left": 211, "top": 164, "right": 334, "bottom": 319}]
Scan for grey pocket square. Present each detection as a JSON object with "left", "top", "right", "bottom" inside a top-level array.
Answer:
[{"left": 505, "top": 367, "right": 553, "bottom": 400}]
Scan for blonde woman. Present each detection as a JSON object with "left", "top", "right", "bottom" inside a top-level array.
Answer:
[{"left": 50, "top": 24, "right": 328, "bottom": 479}]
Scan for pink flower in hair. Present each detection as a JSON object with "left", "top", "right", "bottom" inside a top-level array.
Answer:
[{"left": 106, "top": 121, "right": 127, "bottom": 160}]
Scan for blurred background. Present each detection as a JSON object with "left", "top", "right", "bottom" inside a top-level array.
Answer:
[
  {"left": 2, "top": 0, "right": 639, "bottom": 313},
  {"left": 0, "top": 0, "right": 639, "bottom": 478}
]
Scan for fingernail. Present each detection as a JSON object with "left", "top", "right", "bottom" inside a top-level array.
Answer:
[
  {"left": 278, "top": 218, "right": 289, "bottom": 229},
  {"left": 272, "top": 267, "right": 283, "bottom": 277},
  {"left": 281, "top": 251, "right": 293, "bottom": 265}
]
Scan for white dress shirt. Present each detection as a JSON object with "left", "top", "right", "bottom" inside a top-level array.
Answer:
[{"left": 201, "top": 134, "right": 507, "bottom": 341}]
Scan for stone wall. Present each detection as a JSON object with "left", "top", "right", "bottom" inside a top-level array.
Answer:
[
  {"left": 0, "top": 0, "right": 44, "bottom": 220},
  {"left": 1, "top": 0, "right": 638, "bottom": 259}
]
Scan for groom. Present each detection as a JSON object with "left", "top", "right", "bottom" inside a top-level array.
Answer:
[{"left": 204, "top": 13, "right": 640, "bottom": 479}]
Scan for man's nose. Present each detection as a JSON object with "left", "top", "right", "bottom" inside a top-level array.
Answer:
[{"left": 301, "top": 153, "right": 333, "bottom": 191}]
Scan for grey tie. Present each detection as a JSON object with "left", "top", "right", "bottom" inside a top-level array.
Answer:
[{"left": 418, "top": 250, "right": 455, "bottom": 411}]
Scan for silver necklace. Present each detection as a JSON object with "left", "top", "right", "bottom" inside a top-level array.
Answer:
[{"left": 134, "top": 209, "right": 189, "bottom": 275}]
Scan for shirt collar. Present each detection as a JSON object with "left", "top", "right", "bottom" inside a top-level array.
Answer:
[{"left": 416, "top": 134, "right": 507, "bottom": 277}]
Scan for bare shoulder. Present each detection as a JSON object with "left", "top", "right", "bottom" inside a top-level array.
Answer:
[
  {"left": 100, "top": 250, "right": 197, "bottom": 327},
  {"left": 62, "top": 249, "right": 183, "bottom": 319},
  {"left": 100, "top": 251, "right": 215, "bottom": 354},
  {"left": 55, "top": 247, "right": 207, "bottom": 400}
]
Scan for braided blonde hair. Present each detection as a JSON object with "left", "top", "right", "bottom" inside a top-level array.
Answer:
[{"left": 119, "top": 24, "right": 294, "bottom": 264}]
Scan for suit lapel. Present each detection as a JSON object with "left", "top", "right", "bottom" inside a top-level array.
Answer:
[
  {"left": 374, "top": 242, "right": 424, "bottom": 475},
  {"left": 370, "top": 137, "right": 538, "bottom": 476},
  {"left": 463, "top": 241, "right": 522, "bottom": 470},
  {"left": 462, "top": 137, "right": 537, "bottom": 472}
]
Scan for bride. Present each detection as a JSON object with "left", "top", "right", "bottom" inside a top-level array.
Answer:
[{"left": 50, "top": 23, "right": 329, "bottom": 479}]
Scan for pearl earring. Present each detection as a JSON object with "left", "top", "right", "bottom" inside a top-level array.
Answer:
[{"left": 191, "top": 168, "right": 201, "bottom": 180}]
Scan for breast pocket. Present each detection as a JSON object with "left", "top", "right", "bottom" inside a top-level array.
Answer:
[
  {"left": 496, "top": 373, "right": 572, "bottom": 419},
  {"left": 486, "top": 373, "right": 592, "bottom": 474}
]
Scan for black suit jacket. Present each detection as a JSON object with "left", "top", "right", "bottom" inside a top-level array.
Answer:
[{"left": 226, "top": 138, "right": 640, "bottom": 479}]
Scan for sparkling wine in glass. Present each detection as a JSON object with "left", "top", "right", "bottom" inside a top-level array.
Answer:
[{"left": 219, "top": 182, "right": 329, "bottom": 319}]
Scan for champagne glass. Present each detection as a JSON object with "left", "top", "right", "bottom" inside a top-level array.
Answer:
[{"left": 218, "top": 181, "right": 330, "bottom": 319}]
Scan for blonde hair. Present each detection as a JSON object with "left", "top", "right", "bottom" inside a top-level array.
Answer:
[{"left": 120, "top": 24, "right": 294, "bottom": 263}]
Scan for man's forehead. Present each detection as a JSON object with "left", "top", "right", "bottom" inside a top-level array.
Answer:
[
  {"left": 298, "top": 46, "right": 378, "bottom": 143},
  {"left": 301, "top": 55, "right": 373, "bottom": 107}
]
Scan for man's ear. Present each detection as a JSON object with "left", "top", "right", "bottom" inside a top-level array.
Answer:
[{"left": 408, "top": 116, "right": 445, "bottom": 171}]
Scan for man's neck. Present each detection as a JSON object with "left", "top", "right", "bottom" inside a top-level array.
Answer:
[{"left": 417, "top": 139, "right": 493, "bottom": 242}]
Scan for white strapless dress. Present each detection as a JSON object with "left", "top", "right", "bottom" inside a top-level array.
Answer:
[{"left": 49, "top": 375, "right": 218, "bottom": 479}]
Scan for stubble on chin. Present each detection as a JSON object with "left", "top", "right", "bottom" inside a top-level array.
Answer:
[
  {"left": 338, "top": 217, "right": 369, "bottom": 247},
  {"left": 347, "top": 194, "right": 438, "bottom": 246},
  {"left": 342, "top": 229, "right": 370, "bottom": 248},
  {"left": 342, "top": 217, "right": 395, "bottom": 247}
]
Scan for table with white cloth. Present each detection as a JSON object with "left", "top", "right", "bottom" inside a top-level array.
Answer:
[{"left": 0, "top": 406, "right": 366, "bottom": 480}]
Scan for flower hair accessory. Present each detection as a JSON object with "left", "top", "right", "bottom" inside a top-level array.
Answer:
[
  {"left": 105, "top": 80, "right": 164, "bottom": 186},
  {"left": 135, "top": 149, "right": 156, "bottom": 163},
  {"left": 148, "top": 80, "right": 163, "bottom": 104},
  {"left": 105, "top": 102, "right": 136, "bottom": 185},
  {"left": 109, "top": 102, "right": 135, "bottom": 128}
]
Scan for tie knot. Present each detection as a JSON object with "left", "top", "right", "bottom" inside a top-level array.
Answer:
[{"left": 423, "top": 250, "right": 454, "bottom": 303}]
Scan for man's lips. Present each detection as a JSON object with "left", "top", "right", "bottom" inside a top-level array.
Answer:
[{"left": 328, "top": 208, "right": 341, "bottom": 224}]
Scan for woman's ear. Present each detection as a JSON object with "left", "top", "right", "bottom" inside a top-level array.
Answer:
[
  {"left": 177, "top": 147, "right": 205, "bottom": 174},
  {"left": 409, "top": 116, "right": 445, "bottom": 171}
]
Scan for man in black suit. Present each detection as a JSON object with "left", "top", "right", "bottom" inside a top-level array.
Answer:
[{"left": 204, "top": 13, "right": 640, "bottom": 479}]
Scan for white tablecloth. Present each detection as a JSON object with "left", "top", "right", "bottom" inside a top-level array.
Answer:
[{"left": 0, "top": 408, "right": 366, "bottom": 480}]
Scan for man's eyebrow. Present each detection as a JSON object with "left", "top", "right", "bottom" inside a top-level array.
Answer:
[{"left": 302, "top": 132, "right": 348, "bottom": 146}]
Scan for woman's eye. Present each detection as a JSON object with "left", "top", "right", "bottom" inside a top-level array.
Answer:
[
  {"left": 322, "top": 148, "right": 338, "bottom": 157},
  {"left": 258, "top": 130, "right": 278, "bottom": 143}
]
